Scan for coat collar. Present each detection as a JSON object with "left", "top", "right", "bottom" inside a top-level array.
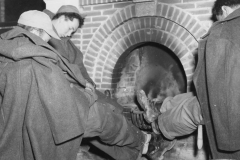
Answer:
[
  {"left": 1, "top": 27, "right": 54, "bottom": 51},
  {"left": 201, "top": 7, "right": 240, "bottom": 39}
]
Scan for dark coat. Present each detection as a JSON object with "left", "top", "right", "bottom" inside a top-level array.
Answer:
[
  {"left": 48, "top": 37, "right": 95, "bottom": 86},
  {"left": 194, "top": 8, "right": 240, "bottom": 159},
  {"left": 0, "top": 27, "right": 91, "bottom": 160}
]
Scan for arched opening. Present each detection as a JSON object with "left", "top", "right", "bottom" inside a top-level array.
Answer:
[{"left": 113, "top": 42, "right": 187, "bottom": 108}]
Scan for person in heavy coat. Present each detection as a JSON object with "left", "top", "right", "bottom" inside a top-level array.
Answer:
[
  {"left": 0, "top": 10, "right": 152, "bottom": 160},
  {"left": 193, "top": 0, "right": 240, "bottom": 158},
  {"left": 43, "top": 5, "right": 124, "bottom": 114}
]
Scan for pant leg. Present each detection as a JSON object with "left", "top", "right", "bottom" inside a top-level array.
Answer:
[
  {"left": 83, "top": 101, "right": 145, "bottom": 160},
  {"left": 158, "top": 92, "right": 203, "bottom": 140}
]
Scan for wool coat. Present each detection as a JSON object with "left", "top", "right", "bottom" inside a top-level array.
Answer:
[
  {"left": 48, "top": 36, "right": 95, "bottom": 86},
  {"left": 193, "top": 8, "right": 240, "bottom": 159},
  {"left": 0, "top": 27, "right": 91, "bottom": 160}
]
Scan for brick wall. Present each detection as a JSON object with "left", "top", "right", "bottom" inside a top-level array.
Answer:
[{"left": 75, "top": 0, "right": 215, "bottom": 92}]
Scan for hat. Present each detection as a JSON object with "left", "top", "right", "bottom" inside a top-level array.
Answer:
[
  {"left": 57, "top": 5, "right": 87, "bottom": 18},
  {"left": 18, "top": 10, "right": 60, "bottom": 40}
]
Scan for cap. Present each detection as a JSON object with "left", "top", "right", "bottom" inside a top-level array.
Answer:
[
  {"left": 18, "top": 10, "right": 60, "bottom": 40},
  {"left": 57, "top": 5, "right": 87, "bottom": 18}
]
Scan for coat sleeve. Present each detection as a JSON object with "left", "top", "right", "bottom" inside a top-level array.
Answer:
[
  {"left": 48, "top": 38, "right": 87, "bottom": 86},
  {"left": 68, "top": 40, "right": 96, "bottom": 86},
  {"left": 32, "top": 57, "right": 85, "bottom": 144},
  {"left": 205, "top": 36, "right": 240, "bottom": 151}
]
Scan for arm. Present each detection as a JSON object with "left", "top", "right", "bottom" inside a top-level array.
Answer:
[
  {"left": 68, "top": 40, "right": 96, "bottom": 87},
  {"left": 48, "top": 38, "right": 88, "bottom": 87}
]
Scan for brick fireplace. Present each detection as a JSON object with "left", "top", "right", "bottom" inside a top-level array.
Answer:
[
  {"left": 74, "top": 2, "right": 213, "bottom": 158},
  {"left": 0, "top": 0, "right": 215, "bottom": 115},
  {"left": 74, "top": 0, "right": 214, "bottom": 108}
]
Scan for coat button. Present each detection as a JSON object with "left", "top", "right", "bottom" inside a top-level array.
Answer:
[{"left": 70, "top": 83, "right": 73, "bottom": 88}]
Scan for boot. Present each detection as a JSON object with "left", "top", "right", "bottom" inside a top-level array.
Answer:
[{"left": 136, "top": 90, "right": 160, "bottom": 123}]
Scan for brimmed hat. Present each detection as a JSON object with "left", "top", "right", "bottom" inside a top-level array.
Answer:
[
  {"left": 57, "top": 5, "right": 87, "bottom": 18},
  {"left": 18, "top": 10, "right": 60, "bottom": 40}
]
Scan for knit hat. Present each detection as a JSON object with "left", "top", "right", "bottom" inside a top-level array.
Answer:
[
  {"left": 57, "top": 5, "right": 87, "bottom": 18},
  {"left": 18, "top": 10, "right": 60, "bottom": 40}
]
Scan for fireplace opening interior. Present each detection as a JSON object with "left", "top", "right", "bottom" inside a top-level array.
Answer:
[{"left": 112, "top": 42, "right": 187, "bottom": 110}]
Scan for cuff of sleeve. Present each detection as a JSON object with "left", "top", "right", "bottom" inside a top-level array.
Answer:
[{"left": 157, "top": 116, "right": 175, "bottom": 140}]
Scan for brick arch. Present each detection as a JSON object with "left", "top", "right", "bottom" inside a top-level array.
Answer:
[{"left": 84, "top": 3, "right": 207, "bottom": 90}]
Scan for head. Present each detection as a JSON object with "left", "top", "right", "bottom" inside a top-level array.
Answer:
[
  {"left": 52, "top": 5, "right": 85, "bottom": 38},
  {"left": 17, "top": 10, "right": 60, "bottom": 42},
  {"left": 17, "top": 24, "right": 51, "bottom": 42},
  {"left": 212, "top": 0, "right": 240, "bottom": 21}
]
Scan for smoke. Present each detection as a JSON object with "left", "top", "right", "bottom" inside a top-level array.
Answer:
[{"left": 136, "top": 64, "right": 181, "bottom": 104}]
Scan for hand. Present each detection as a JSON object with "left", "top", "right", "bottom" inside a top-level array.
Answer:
[{"left": 85, "top": 82, "right": 95, "bottom": 92}]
